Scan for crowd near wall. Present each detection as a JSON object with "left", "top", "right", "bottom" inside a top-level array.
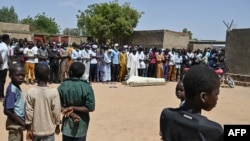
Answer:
[{"left": 1, "top": 22, "right": 250, "bottom": 84}]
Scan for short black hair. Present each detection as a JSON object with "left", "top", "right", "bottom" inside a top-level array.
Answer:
[
  {"left": 9, "top": 63, "right": 24, "bottom": 75},
  {"left": 69, "top": 62, "right": 85, "bottom": 78},
  {"left": 1, "top": 34, "right": 10, "bottom": 42},
  {"left": 35, "top": 63, "right": 50, "bottom": 81},
  {"left": 183, "top": 64, "right": 220, "bottom": 100}
]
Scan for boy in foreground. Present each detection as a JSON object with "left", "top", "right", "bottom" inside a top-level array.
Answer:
[
  {"left": 58, "top": 62, "right": 95, "bottom": 141},
  {"left": 4, "top": 64, "right": 26, "bottom": 141},
  {"left": 25, "top": 63, "right": 61, "bottom": 141},
  {"left": 160, "top": 64, "right": 223, "bottom": 141}
]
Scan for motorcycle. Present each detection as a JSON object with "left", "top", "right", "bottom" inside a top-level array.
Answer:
[
  {"left": 181, "top": 65, "right": 235, "bottom": 88},
  {"left": 214, "top": 66, "right": 235, "bottom": 88}
]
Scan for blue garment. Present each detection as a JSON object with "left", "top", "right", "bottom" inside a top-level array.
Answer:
[
  {"left": 208, "top": 53, "right": 217, "bottom": 69},
  {"left": 4, "top": 83, "right": 25, "bottom": 120},
  {"left": 112, "top": 50, "right": 120, "bottom": 64}
]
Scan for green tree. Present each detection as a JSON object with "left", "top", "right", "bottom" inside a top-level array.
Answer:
[
  {"left": 0, "top": 6, "right": 18, "bottom": 23},
  {"left": 21, "top": 12, "right": 60, "bottom": 34},
  {"left": 182, "top": 28, "right": 193, "bottom": 39},
  {"left": 34, "top": 13, "right": 60, "bottom": 34},
  {"left": 63, "top": 28, "right": 81, "bottom": 36},
  {"left": 77, "top": 0, "right": 143, "bottom": 44}
]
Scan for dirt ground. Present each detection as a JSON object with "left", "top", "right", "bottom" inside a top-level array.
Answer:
[{"left": 0, "top": 77, "right": 249, "bottom": 141}]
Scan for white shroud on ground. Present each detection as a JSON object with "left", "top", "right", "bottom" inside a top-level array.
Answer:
[{"left": 123, "top": 76, "right": 166, "bottom": 87}]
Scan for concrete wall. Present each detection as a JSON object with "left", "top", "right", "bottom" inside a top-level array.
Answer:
[
  {"left": 225, "top": 28, "right": 250, "bottom": 75},
  {"left": 163, "top": 30, "right": 189, "bottom": 49}
]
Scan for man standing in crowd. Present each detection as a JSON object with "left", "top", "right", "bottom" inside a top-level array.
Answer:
[
  {"left": 89, "top": 44, "right": 98, "bottom": 82},
  {"left": 47, "top": 42, "right": 60, "bottom": 83},
  {"left": 0, "top": 34, "right": 10, "bottom": 101},
  {"left": 119, "top": 48, "right": 128, "bottom": 82},
  {"left": 111, "top": 44, "right": 120, "bottom": 82},
  {"left": 23, "top": 41, "right": 36, "bottom": 85}
]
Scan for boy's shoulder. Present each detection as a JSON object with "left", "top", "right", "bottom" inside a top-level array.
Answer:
[
  {"left": 60, "top": 78, "right": 90, "bottom": 85},
  {"left": 161, "top": 107, "right": 222, "bottom": 127},
  {"left": 27, "top": 86, "right": 58, "bottom": 95},
  {"left": 58, "top": 78, "right": 91, "bottom": 89},
  {"left": 160, "top": 107, "right": 223, "bottom": 141},
  {"left": 6, "top": 83, "right": 21, "bottom": 93}
]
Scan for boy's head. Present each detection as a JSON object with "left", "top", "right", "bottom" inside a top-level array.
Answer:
[
  {"left": 69, "top": 62, "right": 85, "bottom": 78},
  {"left": 183, "top": 64, "right": 220, "bottom": 111},
  {"left": 35, "top": 63, "right": 50, "bottom": 81},
  {"left": 175, "top": 80, "right": 185, "bottom": 102},
  {"left": 9, "top": 63, "right": 25, "bottom": 85}
]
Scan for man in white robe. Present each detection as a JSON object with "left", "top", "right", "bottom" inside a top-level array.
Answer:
[
  {"left": 127, "top": 49, "right": 140, "bottom": 78},
  {"left": 81, "top": 45, "right": 91, "bottom": 81},
  {"left": 103, "top": 49, "right": 112, "bottom": 82}
]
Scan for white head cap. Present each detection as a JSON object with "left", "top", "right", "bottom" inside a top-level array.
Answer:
[{"left": 92, "top": 44, "right": 98, "bottom": 49}]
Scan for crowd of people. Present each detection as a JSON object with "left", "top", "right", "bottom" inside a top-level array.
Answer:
[
  {"left": 2, "top": 34, "right": 226, "bottom": 86},
  {"left": 1, "top": 34, "right": 224, "bottom": 141}
]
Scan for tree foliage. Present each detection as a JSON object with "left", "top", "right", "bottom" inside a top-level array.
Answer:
[
  {"left": 63, "top": 28, "right": 81, "bottom": 36},
  {"left": 20, "top": 12, "right": 60, "bottom": 34},
  {"left": 182, "top": 28, "right": 193, "bottom": 39},
  {"left": 77, "top": 0, "right": 143, "bottom": 44},
  {"left": 0, "top": 6, "right": 18, "bottom": 23}
]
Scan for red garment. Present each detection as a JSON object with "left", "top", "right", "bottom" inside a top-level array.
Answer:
[{"left": 150, "top": 52, "right": 156, "bottom": 64}]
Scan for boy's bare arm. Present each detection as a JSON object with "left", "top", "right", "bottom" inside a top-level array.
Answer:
[{"left": 4, "top": 109, "right": 26, "bottom": 129}]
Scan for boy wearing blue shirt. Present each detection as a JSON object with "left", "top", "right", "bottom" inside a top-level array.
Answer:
[{"left": 4, "top": 64, "right": 26, "bottom": 141}]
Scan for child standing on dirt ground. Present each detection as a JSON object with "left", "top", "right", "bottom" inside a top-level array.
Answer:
[
  {"left": 3, "top": 64, "right": 26, "bottom": 141},
  {"left": 58, "top": 62, "right": 95, "bottom": 141},
  {"left": 175, "top": 80, "right": 185, "bottom": 107},
  {"left": 25, "top": 63, "right": 61, "bottom": 141},
  {"left": 160, "top": 64, "right": 223, "bottom": 141}
]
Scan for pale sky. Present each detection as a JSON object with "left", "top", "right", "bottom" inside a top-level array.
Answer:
[{"left": 2, "top": 0, "right": 250, "bottom": 40}]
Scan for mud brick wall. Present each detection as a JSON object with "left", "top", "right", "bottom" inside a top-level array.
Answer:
[
  {"left": 130, "top": 30, "right": 164, "bottom": 48},
  {"left": 129, "top": 30, "right": 189, "bottom": 49},
  {"left": 163, "top": 30, "right": 189, "bottom": 49},
  {"left": 0, "top": 22, "right": 32, "bottom": 40},
  {"left": 0, "top": 22, "right": 30, "bottom": 33},
  {"left": 225, "top": 28, "right": 250, "bottom": 75}
]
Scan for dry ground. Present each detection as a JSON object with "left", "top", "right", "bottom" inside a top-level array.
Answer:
[{"left": 0, "top": 77, "right": 249, "bottom": 141}]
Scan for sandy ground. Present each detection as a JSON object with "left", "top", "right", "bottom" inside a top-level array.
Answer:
[{"left": 0, "top": 77, "right": 250, "bottom": 141}]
